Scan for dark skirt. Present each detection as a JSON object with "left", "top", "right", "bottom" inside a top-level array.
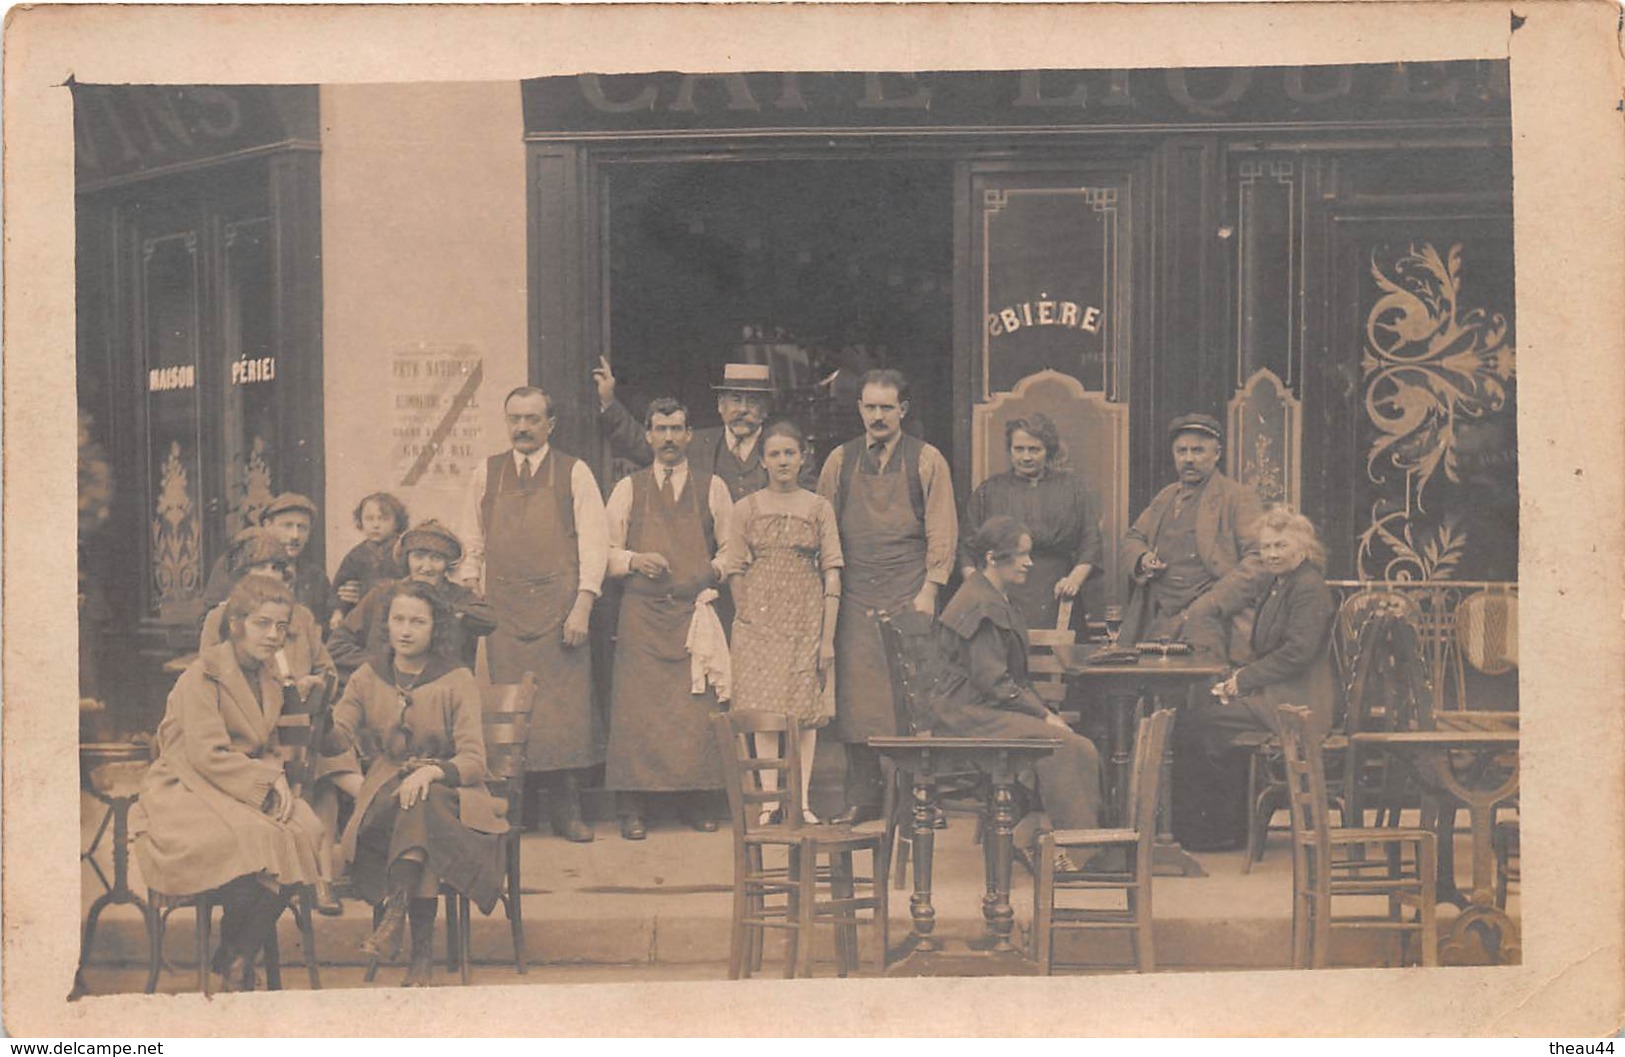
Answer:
[{"left": 352, "top": 776, "right": 505, "bottom": 915}]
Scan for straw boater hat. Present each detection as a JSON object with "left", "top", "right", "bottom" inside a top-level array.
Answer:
[
  {"left": 261, "top": 492, "right": 318, "bottom": 522},
  {"left": 394, "top": 519, "right": 464, "bottom": 566},
  {"left": 1166, "top": 412, "right": 1224, "bottom": 443},
  {"left": 711, "top": 362, "right": 774, "bottom": 394}
]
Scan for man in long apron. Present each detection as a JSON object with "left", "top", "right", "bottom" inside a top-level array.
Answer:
[
  {"left": 818, "top": 369, "right": 958, "bottom": 826},
  {"left": 602, "top": 398, "right": 734, "bottom": 839},
  {"left": 459, "top": 386, "right": 609, "bottom": 842}
]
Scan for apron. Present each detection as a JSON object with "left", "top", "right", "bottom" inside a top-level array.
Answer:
[
  {"left": 605, "top": 470, "right": 724, "bottom": 791},
  {"left": 483, "top": 451, "right": 602, "bottom": 770},
  {"left": 834, "top": 446, "right": 929, "bottom": 743}
]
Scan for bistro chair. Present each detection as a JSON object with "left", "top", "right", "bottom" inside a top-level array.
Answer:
[
  {"left": 1277, "top": 704, "right": 1437, "bottom": 969},
  {"left": 1493, "top": 814, "right": 1520, "bottom": 910},
  {"left": 365, "top": 672, "right": 538, "bottom": 985},
  {"left": 1243, "top": 603, "right": 1433, "bottom": 871},
  {"left": 1027, "top": 599, "right": 1076, "bottom": 722},
  {"left": 1032, "top": 708, "right": 1175, "bottom": 974},
  {"left": 711, "top": 711, "right": 889, "bottom": 979}
]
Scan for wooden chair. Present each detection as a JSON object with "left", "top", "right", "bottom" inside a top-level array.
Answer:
[
  {"left": 1027, "top": 599, "right": 1076, "bottom": 723},
  {"left": 711, "top": 711, "right": 889, "bottom": 979},
  {"left": 1243, "top": 602, "right": 1431, "bottom": 871},
  {"left": 1277, "top": 704, "right": 1437, "bottom": 969},
  {"left": 1032, "top": 708, "right": 1175, "bottom": 974},
  {"left": 364, "top": 672, "right": 538, "bottom": 985}
]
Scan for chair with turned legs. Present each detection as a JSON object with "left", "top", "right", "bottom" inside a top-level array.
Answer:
[
  {"left": 712, "top": 711, "right": 889, "bottom": 979},
  {"left": 1277, "top": 704, "right": 1438, "bottom": 969},
  {"left": 1032, "top": 708, "right": 1175, "bottom": 974}
]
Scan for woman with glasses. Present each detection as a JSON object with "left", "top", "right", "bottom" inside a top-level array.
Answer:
[
  {"left": 135, "top": 576, "right": 325, "bottom": 991},
  {"left": 324, "top": 579, "right": 508, "bottom": 986},
  {"left": 199, "top": 529, "right": 350, "bottom": 915}
]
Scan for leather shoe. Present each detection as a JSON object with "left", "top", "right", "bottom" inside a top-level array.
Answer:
[
  {"left": 552, "top": 817, "right": 595, "bottom": 843},
  {"left": 830, "top": 805, "right": 881, "bottom": 827},
  {"left": 619, "top": 815, "right": 647, "bottom": 841},
  {"left": 688, "top": 816, "right": 719, "bottom": 833},
  {"left": 313, "top": 878, "right": 343, "bottom": 917}
]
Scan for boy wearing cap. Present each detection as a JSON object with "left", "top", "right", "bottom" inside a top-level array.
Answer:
[
  {"left": 1119, "top": 413, "right": 1268, "bottom": 656},
  {"left": 200, "top": 492, "right": 334, "bottom": 628},
  {"left": 328, "top": 520, "right": 497, "bottom": 677}
]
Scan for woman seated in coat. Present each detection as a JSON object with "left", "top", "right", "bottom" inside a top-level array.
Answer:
[
  {"left": 933, "top": 515, "right": 1104, "bottom": 871},
  {"left": 1177, "top": 505, "right": 1337, "bottom": 848},
  {"left": 323, "top": 578, "right": 508, "bottom": 987},
  {"left": 136, "top": 576, "right": 325, "bottom": 992},
  {"left": 200, "top": 528, "right": 355, "bottom": 914},
  {"left": 327, "top": 519, "right": 497, "bottom": 678}
]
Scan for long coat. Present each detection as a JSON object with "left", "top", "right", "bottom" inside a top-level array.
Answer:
[
  {"left": 135, "top": 642, "right": 323, "bottom": 896},
  {"left": 328, "top": 657, "right": 508, "bottom": 870},
  {"left": 1232, "top": 562, "right": 1338, "bottom": 738},
  {"left": 1119, "top": 470, "right": 1267, "bottom": 658}
]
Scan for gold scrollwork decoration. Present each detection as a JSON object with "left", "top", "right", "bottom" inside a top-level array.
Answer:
[{"left": 1357, "top": 242, "right": 1514, "bottom": 581}]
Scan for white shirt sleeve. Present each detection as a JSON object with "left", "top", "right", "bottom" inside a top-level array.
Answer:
[
  {"left": 572, "top": 459, "right": 609, "bottom": 597},
  {"left": 708, "top": 475, "right": 735, "bottom": 579},
  {"left": 603, "top": 476, "right": 635, "bottom": 579},
  {"left": 457, "top": 458, "right": 490, "bottom": 590}
]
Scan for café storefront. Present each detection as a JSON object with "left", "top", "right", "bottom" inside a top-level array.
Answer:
[
  {"left": 525, "top": 62, "right": 1518, "bottom": 625},
  {"left": 74, "top": 63, "right": 1519, "bottom": 736}
]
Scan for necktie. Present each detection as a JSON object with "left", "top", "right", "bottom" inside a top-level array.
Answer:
[
  {"left": 518, "top": 457, "right": 534, "bottom": 485},
  {"left": 660, "top": 466, "right": 676, "bottom": 504},
  {"left": 868, "top": 440, "right": 887, "bottom": 470}
]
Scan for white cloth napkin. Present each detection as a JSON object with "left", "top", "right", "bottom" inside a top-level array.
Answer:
[{"left": 686, "top": 588, "right": 732, "bottom": 702}]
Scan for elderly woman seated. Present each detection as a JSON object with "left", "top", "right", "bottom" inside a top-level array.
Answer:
[
  {"left": 933, "top": 515, "right": 1104, "bottom": 871},
  {"left": 1178, "top": 506, "right": 1337, "bottom": 848},
  {"left": 201, "top": 528, "right": 354, "bottom": 915},
  {"left": 323, "top": 579, "right": 509, "bottom": 987},
  {"left": 135, "top": 577, "right": 326, "bottom": 991}
]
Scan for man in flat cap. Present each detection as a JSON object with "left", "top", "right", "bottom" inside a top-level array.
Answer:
[
  {"left": 200, "top": 492, "right": 333, "bottom": 628},
  {"left": 1119, "top": 413, "right": 1267, "bottom": 657},
  {"left": 593, "top": 357, "right": 814, "bottom": 501}
]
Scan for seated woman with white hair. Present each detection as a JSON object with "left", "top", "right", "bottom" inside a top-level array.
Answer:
[{"left": 1177, "top": 505, "right": 1337, "bottom": 848}]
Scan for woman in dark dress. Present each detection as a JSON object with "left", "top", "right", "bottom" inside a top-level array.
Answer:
[
  {"left": 934, "top": 516, "right": 1105, "bottom": 870},
  {"left": 961, "top": 414, "right": 1102, "bottom": 631},
  {"left": 324, "top": 579, "right": 508, "bottom": 986},
  {"left": 1177, "top": 506, "right": 1337, "bottom": 848}
]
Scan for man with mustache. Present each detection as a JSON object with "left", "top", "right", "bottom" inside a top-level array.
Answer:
[
  {"left": 593, "top": 357, "right": 814, "bottom": 500},
  {"left": 817, "top": 368, "right": 958, "bottom": 825},
  {"left": 457, "top": 386, "right": 609, "bottom": 842},
  {"left": 1119, "top": 413, "right": 1268, "bottom": 658},
  {"left": 600, "top": 398, "right": 734, "bottom": 839}
]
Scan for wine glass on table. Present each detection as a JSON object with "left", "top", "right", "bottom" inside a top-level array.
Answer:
[{"left": 1103, "top": 605, "right": 1124, "bottom": 649}]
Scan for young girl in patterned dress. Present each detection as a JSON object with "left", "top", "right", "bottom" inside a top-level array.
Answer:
[{"left": 725, "top": 421, "right": 843, "bottom": 824}]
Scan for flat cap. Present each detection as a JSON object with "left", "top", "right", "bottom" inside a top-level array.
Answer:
[
  {"left": 1167, "top": 413, "right": 1223, "bottom": 442},
  {"left": 261, "top": 492, "right": 318, "bottom": 522},
  {"left": 394, "top": 519, "right": 464, "bottom": 565}
]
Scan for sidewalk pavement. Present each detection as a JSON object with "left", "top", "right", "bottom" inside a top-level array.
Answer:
[{"left": 77, "top": 789, "right": 1506, "bottom": 993}]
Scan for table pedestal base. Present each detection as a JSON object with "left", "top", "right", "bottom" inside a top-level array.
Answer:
[
  {"left": 886, "top": 935, "right": 1042, "bottom": 977},
  {"left": 1440, "top": 904, "right": 1521, "bottom": 966},
  {"left": 1153, "top": 841, "right": 1208, "bottom": 878}
]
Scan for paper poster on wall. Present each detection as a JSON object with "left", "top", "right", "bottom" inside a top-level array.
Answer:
[{"left": 391, "top": 344, "right": 485, "bottom": 490}]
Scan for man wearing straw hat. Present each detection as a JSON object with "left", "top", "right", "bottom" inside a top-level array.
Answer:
[{"left": 593, "top": 356, "right": 814, "bottom": 501}]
